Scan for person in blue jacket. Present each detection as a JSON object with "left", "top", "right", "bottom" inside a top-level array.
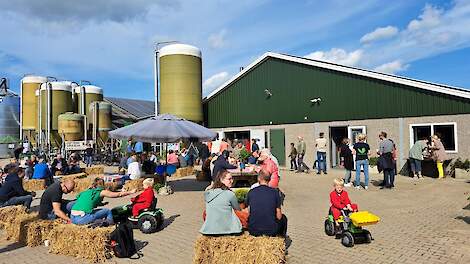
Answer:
[{"left": 32, "top": 157, "right": 53, "bottom": 186}]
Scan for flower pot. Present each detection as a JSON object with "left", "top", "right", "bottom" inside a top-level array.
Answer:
[{"left": 454, "top": 168, "right": 470, "bottom": 180}]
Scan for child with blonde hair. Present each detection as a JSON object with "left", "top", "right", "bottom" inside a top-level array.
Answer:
[{"left": 330, "top": 178, "right": 358, "bottom": 226}]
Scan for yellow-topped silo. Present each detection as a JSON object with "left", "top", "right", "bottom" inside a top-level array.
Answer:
[
  {"left": 21, "top": 75, "right": 47, "bottom": 142},
  {"left": 89, "top": 101, "right": 112, "bottom": 142},
  {"left": 39, "top": 81, "right": 74, "bottom": 147},
  {"left": 159, "top": 43, "right": 202, "bottom": 122},
  {"left": 74, "top": 85, "right": 103, "bottom": 117}
]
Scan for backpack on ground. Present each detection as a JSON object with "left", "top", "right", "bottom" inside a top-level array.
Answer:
[{"left": 110, "top": 221, "right": 138, "bottom": 258}]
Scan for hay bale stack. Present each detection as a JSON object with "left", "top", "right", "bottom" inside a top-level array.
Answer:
[
  {"left": 193, "top": 233, "right": 286, "bottom": 264},
  {"left": 26, "top": 220, "right": 61, "bottom": 247},
  {"left": 48, "top": 224, "right": 113, "bottom": 262},
  {"left": 0, "top": 205, "right": 27, "bottom": 228},
  {"left": 5, "top": 212, "right": 39, "bottom": 243},
  {"left": 72, "top": 177, "right": 95, "bottom": 193},
  {"left": 23, "top": 179, "right": 46, "bottom": 192},
  {"left": 104, "top": 181, "right": 119, "bottom": 191},
  {"left": 173, "top": 166, "right": 195, "bottom": 178},
  {"left": 85, "top": 166, "right": 105, "bottom": 176},
  {"left": 61, "top": 172, "right": 87, "bottom": 181},
  {"left": 123, "top": 178, "right": 144, "bottom": 191}
]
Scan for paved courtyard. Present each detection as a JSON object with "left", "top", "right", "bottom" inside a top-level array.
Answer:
[{"left": 1, "top": 168, "right": 469, "bottom": 264}]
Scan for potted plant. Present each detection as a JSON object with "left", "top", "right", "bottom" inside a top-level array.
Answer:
[
  {"left": 453, "top": 158, "right": 470, "bottom": 179},
  {"left": 234, "top": 188, "right": 249, "bottom": 209},
  {"left": 368, "top": 156, "right": 379, "bottom": 174},
  {"left": 238, "top": 148, "right": 251, "bottom": 169}
]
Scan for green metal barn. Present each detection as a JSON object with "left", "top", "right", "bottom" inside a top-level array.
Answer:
[{"left": 203, "top": 52, "right": 470, "bottom": 170}]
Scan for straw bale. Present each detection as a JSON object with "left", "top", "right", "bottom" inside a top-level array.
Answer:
[
  {"left": 62, "top": 172, "right": 87, "bottom": 181},
  {"left": 48, "top": 224, "right": 113, "bottom": 262},
  {"left": 26, "top": 220, "right": 61, "bottom": 247},
  {"left": 0, "top": 205, "right": 27, "bottom": 228},
  {"left": 85, "top": 166, "right": 105, "bottom": 176},
  {"left": 173, "top": 166, "right": 195, "bottom": 179},
  {"left": 5, "top": 212, "right": 39, "bottom": 243},
  {"left": 123, "top": 178, "right": 145, "bottom": 191},
  {"left": 72, "top": 177, "right": 95, "bottom": 193},
  {"left": 104, "top": 181, "right": 120, "bottom": 191},
  {"left": 22, "top": 179, "right": 46, "bottom": 192},
  {"left": 193, "top": 233, "right": 286, "bottom": 264}
]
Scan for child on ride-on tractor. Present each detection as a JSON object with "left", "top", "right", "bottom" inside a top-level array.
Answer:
[
  {"left": 130, "top": 178, "right": 155, "bottom": 217},
  {"left": 330, "top": 178, "right": 358, "bottom": 227}
]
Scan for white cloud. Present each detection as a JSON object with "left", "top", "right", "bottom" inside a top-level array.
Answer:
[
  {"left": 360, "top": 26, "right": 398, "bottom": 43},
  {"left": 203, "top": 71, "right": 231, "bottom": 96},
  {"left": 407, "top": 4, "right": 442, "bottom": 31},
  {"left": 305, "top": 48, "right": 363, "bottom": 66},
  {"left": 208, "top": 29, "right": 228, "bottom": 49},
  {"left": 374, "top": 60, "right": 409, "bottom": 74}
]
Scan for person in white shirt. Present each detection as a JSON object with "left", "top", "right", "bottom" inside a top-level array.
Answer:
[
  {"left": 315, "top": 132, "right": 328, "bottom": 175},
  {"left": 128, "top": 160, "right": 142, "bottom": 180},
  {"left": 22, "top": 139, "right": 30, "bottom": 154}
]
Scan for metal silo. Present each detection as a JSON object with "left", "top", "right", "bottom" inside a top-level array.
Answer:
[
  {"left": 58, "top": 112, "right": 84, "bottom": 141},
  {"left": 21, "top": 75, "right": 46, "bottom": 143},
  {"left": 89, "top": 101, "right": 112, "bottom": 143},
  {"left": 39, "top": 81, "right": 73, "bottom": 148},
  {"left": 74, "top": 85, "right": 104, "bottom": 118},
  {"left": 159, "top": 43, "right": 202, "bottom": 122},
  {"left": 0, "top": 78, "right": 20, "bottom": 157}
]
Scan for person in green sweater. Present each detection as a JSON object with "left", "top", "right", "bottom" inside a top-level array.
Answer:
[{"left": 71, "top": 178, "right": 136, "bottom": 225}]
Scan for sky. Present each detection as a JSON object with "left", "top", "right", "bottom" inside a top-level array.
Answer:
[{"left": 1, "top": 0, "right": 470, "bottom": 101}]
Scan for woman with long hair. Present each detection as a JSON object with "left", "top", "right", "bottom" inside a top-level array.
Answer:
[{"left": 200, "top": 170, "right": 242, "bottom": 235}]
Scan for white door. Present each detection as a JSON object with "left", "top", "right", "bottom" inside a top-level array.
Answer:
[
  {"left": 348, "top": 126, "right": 366, "bottom": 146},
  {"left": 250, "top": 129, "right": 266, "bottom": 149}
]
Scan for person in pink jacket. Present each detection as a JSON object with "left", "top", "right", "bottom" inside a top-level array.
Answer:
[{"left": 258, "top": 149, "right": 279, "bottom": 188}]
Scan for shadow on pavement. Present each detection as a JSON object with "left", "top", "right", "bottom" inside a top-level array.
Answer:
[
  {"left": 161, "top": 214, "right": 181, "bottom": 229},
  {"left": 455, "top": 216, "right": 470, "bottom": 224},
  {"left": 135, "top": 240, "right": 149, "bottom": 251},
  {"left": 0, "top": 242, "right": 25, "bottom": 254},
  {"left": 169, "top": 179, "right": 210, "bottom": 192},
  {"left": 463, "top": 203, "right": 470, "bottom": 210}
]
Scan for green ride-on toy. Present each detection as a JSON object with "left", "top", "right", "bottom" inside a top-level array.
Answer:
[
  {"left": 112, "top": 197, "right": 164, "bottom": 234},
  {"left": 324, "top": 209, "right": 380, "bottom": 247}
]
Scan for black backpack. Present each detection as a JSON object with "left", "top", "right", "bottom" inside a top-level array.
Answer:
[{"left": 110, "top": 221, "right": 138, "bottom": 258}]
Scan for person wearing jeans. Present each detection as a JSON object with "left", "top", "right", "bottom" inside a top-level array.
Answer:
[
  {"left": 352, "top": 134, "right": 370, "bottom": 190},
  {"left": 0, "top": 165, "right": 35, "bottom": 209},
  {"left": 71, "top": 178, "right": 136, "bottom": 225},
  {"left": 339, "top": 138, "right": 354, "bottom": 187},
  {"left": 315, "top": 133, "right": 328, "bottom": 175}
]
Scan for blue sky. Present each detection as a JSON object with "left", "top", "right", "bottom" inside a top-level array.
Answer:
[{"left": 1, "top": 0, "right": 470, "bottom": 100}]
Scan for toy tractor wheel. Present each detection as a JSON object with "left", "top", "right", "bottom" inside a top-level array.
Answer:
[
  {"left": 363, "top": 230, "right": 372, "bottom": 244},
  {"left": 341, "top": 231, "right": 355, "bottom": 247},
  {"left": 138, "top": 215, "right": 158, "bottom": 234},
  {"left": 155, "top": 213, "right": 164, "bottom": 230},
  {"left": 324, "top": 219, "right": 335, "bottom": 236}
]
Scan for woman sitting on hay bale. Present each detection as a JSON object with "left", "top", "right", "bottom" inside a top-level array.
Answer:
[
  {"left": 71, "top": 178, "right": 136, "bottom": 225},
  {"left": 200, "top": 170, "right": 242, "bottom": 235}
]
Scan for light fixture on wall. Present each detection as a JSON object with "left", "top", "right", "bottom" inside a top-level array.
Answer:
[
  {"left": 310, "top": 97, "right": 322, "bottom": 104},
  {"left": 264, "top": 89, "right": 273, "bottom": 98}
]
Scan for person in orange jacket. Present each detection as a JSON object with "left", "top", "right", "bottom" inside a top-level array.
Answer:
[{"left": 130, "top": 178, "right": 155, "bottom": 217}]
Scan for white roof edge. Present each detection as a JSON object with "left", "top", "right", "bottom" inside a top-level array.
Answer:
[{"left": 205, "top": 52, "right": 470, "bottom": 100}]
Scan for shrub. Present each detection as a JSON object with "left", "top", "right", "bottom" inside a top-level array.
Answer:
[
  {"left": 153, "top": 182, "right": 165, "bottom": 192},
  {"left": 453, "top": 158, "right": 470, "bottom": 171},
  {"left": 239, "top": 149, "right": 251, "bottom": 163},
  {"left": 234, "top": 188, "right": 249, "bottom": 204},
  {"left": 368, "top": 156, "right": 378, "bottom": 167}
]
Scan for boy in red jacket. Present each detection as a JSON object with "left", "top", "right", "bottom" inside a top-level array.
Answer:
[
  {"left": 130, "top": 178, "right": 155, "bottom": 217},
  {"left": 330, "top": 178, "right": 358, "bottom": 226}
]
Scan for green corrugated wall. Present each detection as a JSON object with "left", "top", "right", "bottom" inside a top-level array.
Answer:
[{"left": 204, "top": 57, "right": 470, "bottom": 128}]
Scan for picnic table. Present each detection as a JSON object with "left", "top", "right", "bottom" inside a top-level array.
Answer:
[{"left": 227, "top": 166, "right": 258, "bottom": 188}]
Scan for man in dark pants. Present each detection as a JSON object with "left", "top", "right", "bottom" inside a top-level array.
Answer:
[
  {"left": 245, "top": 169, "right": 287, "bottom": 237},
  {"left": 0, "top": 165, "right": 35, "bottom": 209}
]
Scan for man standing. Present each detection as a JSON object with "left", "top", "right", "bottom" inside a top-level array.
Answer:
[
  {"left": 0, "top": 165, "right": 35, "bottom": 209},
  {"left": 246, "top": 169, "right": 287, "bottom": 237},
  {"left": 39, "top": 179, "right": 75, "bottom": 222},
  {"left": 251, "top": 139, "right": 259, "bottom": 152},
  {"left": 296, "top": 136, "right": 309, "bottom": 173},
  {"left": 378, "top": 132, "right": 395, "bottom": 189},
  {"left": 315, "top": 132, "right": 328, "bottom": 175}
]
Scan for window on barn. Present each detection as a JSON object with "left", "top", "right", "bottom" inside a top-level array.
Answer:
[{"left": 410, "top": 123, "right": 457, "bottom": 153}]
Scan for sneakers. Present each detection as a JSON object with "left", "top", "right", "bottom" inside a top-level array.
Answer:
[
  {"left": 355, "top": 186, "right": 361, "bottom": 190},
  {"left": 364, "top": 186, "right": 368, "bottom": 190},
  {"left": 344, "top": 183, "right": 352, "bottom": 187}
]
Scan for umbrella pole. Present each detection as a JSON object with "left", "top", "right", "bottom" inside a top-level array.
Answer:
[{"left": 165, "top": 143, "right": 168, "bottom": 186}]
